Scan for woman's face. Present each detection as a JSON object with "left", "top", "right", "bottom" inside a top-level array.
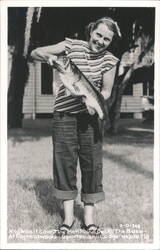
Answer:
[{"left": 89, "top": 23, "right": 114, "bottom": 53}]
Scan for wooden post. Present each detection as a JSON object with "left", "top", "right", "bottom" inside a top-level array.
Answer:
[{"left": 32, "top": 62, "right": 36, "bottom": 120}]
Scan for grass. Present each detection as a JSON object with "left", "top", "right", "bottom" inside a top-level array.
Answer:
[{"left": 7, "top": 118, "right": 154, "bottom": 243}]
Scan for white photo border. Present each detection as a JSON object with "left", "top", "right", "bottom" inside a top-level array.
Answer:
[{"left": 0, "top": 0, "right": 160, "bottom": 249}]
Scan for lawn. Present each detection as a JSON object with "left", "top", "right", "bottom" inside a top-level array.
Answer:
[{"left": 7, "top": 118, "right": 154, "bottom": 243}]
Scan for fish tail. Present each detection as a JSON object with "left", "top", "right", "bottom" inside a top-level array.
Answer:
[
  {"left": 97, "top": 117, "right": 105, "bottom": 140},
  {"left": 86, "top": 105, "right": 96, "bottom": 116}
]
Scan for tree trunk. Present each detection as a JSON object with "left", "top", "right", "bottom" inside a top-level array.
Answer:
[
  {"left": 108, "top": 66, "right": 135, "bottom": 134},
  {"left": 109, "top": 84, "right": 124, "bottom": 134},
  {"left": 8, "top": 7, "right": 34, "bottom": 128},
  {"left": 8, "top": 54, "right": 29, "bottom": 128}
]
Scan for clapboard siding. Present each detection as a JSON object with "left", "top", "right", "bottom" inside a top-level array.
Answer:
[
  {"left": 22, "top": 71, "right": 32, "bottom": 112},
  {"left": 22, "top": 62, "right": 144, "bottom": 116},
  {"left": 121, "top": 96, "right": 143, "bottom": 112},
  {"left": 133, "top": 83, "right": 143, "bottom": 96},
  {"left": 22, "top": 63, "right": 35, "bottom": 113}
]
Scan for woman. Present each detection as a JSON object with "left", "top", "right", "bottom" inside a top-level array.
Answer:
[{"left": 31, "top": 16, "right": 121, "bottom": 236}]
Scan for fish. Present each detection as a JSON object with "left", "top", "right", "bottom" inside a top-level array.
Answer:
[{"left": 51, "top": 56, "right": 108, "bottom": 120}]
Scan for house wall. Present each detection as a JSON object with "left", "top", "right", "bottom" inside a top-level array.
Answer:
[
  {"left": 23, "top": 62, "right": 55, "bottom": 118},
  {"left": 22, "top": 62, "right": 143, "bottom": 119}
]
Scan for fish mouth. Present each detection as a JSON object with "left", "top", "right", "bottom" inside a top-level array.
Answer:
[
  {"left": 53, "top": 62, "right": 65, "bottom": 73},
  {"left": 52, "top": 58, "right": 69, "bottom": 73}
]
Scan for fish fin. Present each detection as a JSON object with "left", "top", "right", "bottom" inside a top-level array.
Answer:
[
  {"left": 72, "top": 83, "right": 80, "bottom": 93},
  {"left": 65, "top": 88, "right": 72, "bottom": 96}
]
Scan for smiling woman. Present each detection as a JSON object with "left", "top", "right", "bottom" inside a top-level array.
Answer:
[{"left": 30, "top": 16, "right": 121, "bottom": 236}]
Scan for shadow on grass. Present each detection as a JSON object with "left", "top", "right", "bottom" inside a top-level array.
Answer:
[
  {"left": 104, "top": 127, "right": 154, "bottom": 146},
  {"left": 8, "top": 117, "right": 53, "bottom": 143},
  {"left": 8, "top": 127, "right": 52, "bottom": 143},
  {"left": 103, "top": 150, "right": 153, "bottom": 179},
  {"left": 16, "top": 178, "right": 84, "bottom": 221},
  {"left": 8, "top": 119, "right": 154, "bottom": 146}
]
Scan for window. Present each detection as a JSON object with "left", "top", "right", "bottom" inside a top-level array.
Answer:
[
  {"left": 143, "top": 81, "right": 154, "bottom": 96},
  {"left": 123, "top": 81, "right": 133, "bottom": 95},
  {"left": 41, "top": 63, "right": 53, "bottom": 94}
]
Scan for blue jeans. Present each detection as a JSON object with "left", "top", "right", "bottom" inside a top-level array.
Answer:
[{"left": 52, "top": 111, "right": 105, "bottom": 203}]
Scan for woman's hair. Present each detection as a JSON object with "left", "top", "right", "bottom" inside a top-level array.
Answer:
[{"left": 85, "top": 17, "right": 121, "bottom": 42}]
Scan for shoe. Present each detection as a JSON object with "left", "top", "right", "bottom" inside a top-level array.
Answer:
[
  {"left": 81, "top": 222, "right": 101, "bottom": 236},
  {"left": 56, "top": 220, "right": 75, "bottom": 236}
]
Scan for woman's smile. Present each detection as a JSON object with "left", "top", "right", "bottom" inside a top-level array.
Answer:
[{"left": 93, "top": 41, "right": 105, "bottom": 50}]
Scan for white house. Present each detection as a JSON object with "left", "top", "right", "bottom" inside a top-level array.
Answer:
[{"left": 22, "top": 61, "right": 144, "bottom": 119}]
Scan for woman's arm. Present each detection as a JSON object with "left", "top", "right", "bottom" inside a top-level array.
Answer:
[
  {"left": 101, "top": 65, "right": 117, "bottom": 100},
  {"left": 30, "top": 41, "right": 66, "bottom": 62}
]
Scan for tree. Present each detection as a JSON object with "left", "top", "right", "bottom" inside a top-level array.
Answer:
[
  {"left": 8, "top": 7, "right": 37, "bottom": 128},
  {"left": 8, "top": 8, "right": 27, "bottom": 128},
  {"left": 108, "top": 35, "right": 154, "bottom": 133},
  {"left": 104, "top": 7, "right": 154, "bottom": 133}
]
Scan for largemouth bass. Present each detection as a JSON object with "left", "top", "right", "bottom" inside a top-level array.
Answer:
[{"left": 51, "top": 56, "right": 107, "bottom": 120}]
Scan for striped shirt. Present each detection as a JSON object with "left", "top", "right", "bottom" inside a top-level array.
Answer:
[{"left": 54, "top": 38, "right": 119, "bottom": 113}]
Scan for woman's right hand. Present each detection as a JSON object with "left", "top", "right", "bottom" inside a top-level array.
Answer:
[{"left": 47, "top": 55, "right": 58, "bottom": 66}]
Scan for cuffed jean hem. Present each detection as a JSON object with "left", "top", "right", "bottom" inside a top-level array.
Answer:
[
  {"left": 81, "top": 191, "right": 105, "bottom": 203},
  {"left": 53, "top": 187, "right": 78, "bottom": 200}
]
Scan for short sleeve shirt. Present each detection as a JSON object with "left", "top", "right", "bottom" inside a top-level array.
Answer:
[{"left": 54, "top": 38, "right": 119, "bottom": 113}]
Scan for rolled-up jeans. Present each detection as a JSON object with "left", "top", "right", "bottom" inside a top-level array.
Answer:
[{"left": 52, "top": 111, "right": 105, "bottom": 203}]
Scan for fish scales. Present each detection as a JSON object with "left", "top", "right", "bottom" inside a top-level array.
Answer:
[{"left": 52, "top": 57, "right": 108, "bottom": 120}]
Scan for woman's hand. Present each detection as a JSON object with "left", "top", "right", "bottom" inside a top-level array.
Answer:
[{"left": 47, "top": 55, "right": 58, "bottom": 66}]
